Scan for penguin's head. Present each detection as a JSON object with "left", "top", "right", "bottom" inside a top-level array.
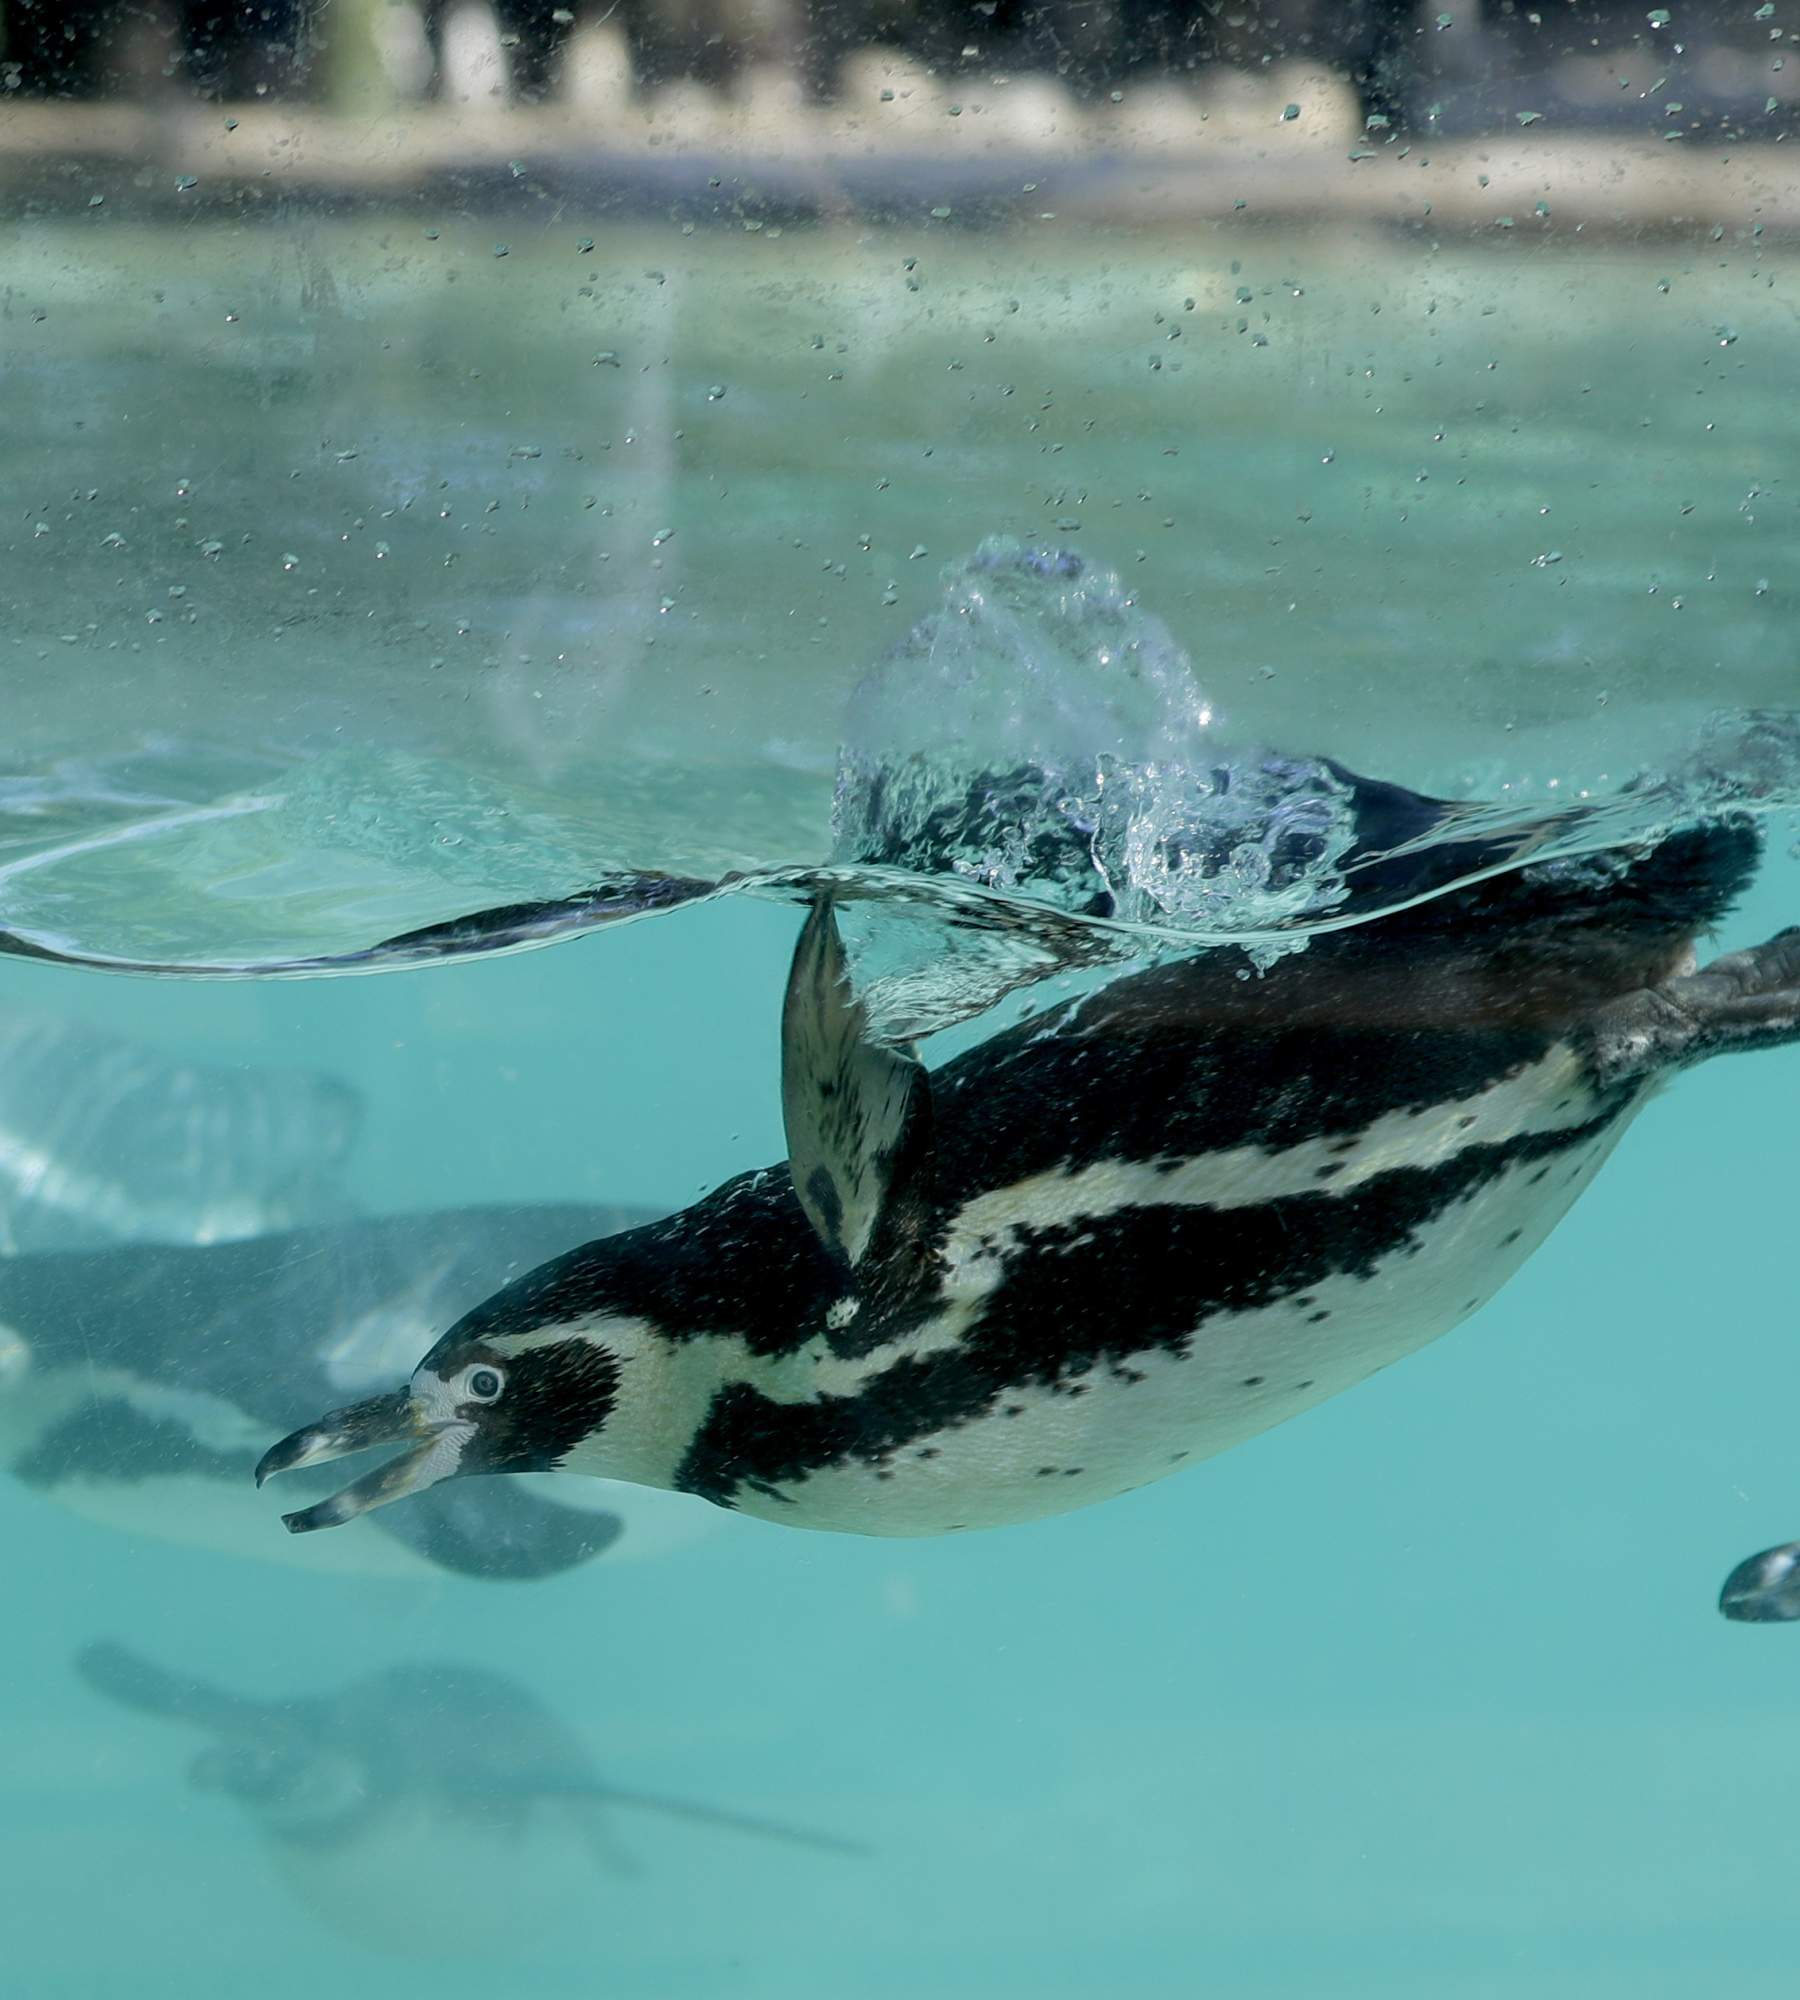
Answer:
[
  {"left": 255, "top": 1311, "right": 628, "bottom": 1535},
  {"left": 191, "top": 1737, "right": 373, "bottom": 1843}
]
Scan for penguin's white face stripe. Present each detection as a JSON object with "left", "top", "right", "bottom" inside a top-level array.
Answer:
[
  {"left": 939, "top": 1043, "right": 1595, "bottom": 1273},
  {"left": 0, "top": 1361, "right": 270, "bottom": 1461},
  {"left": 0, "top": 1125, "right": 270, "bottom": 1246}
]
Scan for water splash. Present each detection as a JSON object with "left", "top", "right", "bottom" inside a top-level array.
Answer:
[
  {"left": 835, "top": 539, "right": 1364, "bottom": 941},
  {"left": 0, "top": 541, "right": 1796, "bottom": 1042}
]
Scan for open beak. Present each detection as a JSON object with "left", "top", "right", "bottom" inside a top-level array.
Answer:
[{"left": 254, "top": 1389, "right": 470, "bottom": 1535}]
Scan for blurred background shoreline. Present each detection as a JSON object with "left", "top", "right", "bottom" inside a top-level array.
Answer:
[{"left": 4, "top": 0, "right": 1800, "bottom": 231}]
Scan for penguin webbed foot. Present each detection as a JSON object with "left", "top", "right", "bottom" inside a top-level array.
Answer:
[{"left": 1585, "top": 926, "right": 1800, "bottom": 1088}]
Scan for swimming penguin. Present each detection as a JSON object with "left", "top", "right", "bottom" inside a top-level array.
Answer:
[
  {"left": 75, "top": 1641, "right": 862, "bottom": 1957},
  {"left": 1, "top": 1202, "right": 699, "bottom": 1581},
  {"left": 0, "top": 1006, "right": 361, "bottom": 1252},
  {"left": 258, "top": 788, "right": 1800, "bottom": 1543}
]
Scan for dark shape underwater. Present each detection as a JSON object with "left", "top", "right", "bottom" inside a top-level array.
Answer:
[
  {"left": 77, "top": 1641, "right": 864, "bottom": 1956},
  {"left": 0, "top": 1203, "right": 665, "bottom": 1580}
]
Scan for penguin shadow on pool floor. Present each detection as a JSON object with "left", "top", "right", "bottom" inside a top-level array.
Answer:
[{"left": 75, "top": 1642, "right": 867, "bottom": 1960}]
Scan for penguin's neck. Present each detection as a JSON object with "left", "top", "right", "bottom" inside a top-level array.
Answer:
[{"left": 549, "top": 1316, "right": 723, "bottom": 1493}]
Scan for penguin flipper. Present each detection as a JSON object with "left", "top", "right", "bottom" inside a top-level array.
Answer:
[
  {"left": 75, "top": 1641, "right": 264, "bottom": 1733},
  {"left": 781, "top": 893, "right": 935, "bottom": 1280},
  {"left": 513, "top": 1777, "right": 870, "bottom": 1857},
  {"left": 373, "top": 1479, "right": 624, "bottom": 1581},
  {"left": 0, "top": 871, "right": 721, "bottom": 978}
]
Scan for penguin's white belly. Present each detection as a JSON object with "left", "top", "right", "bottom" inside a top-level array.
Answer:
[
  {"left": 269, "top": 1797, "right": 609, "bottom": 1956},
  {"left": 729, "top": 1066, "right": 1642, "bottom": 1537}
]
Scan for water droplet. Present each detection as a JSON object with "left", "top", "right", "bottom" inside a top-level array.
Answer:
[
  {"left": 281, "top": 553, "right": 300, "bottom": 571},
  {"left": 909, "top": 545, "right": 929, "bottom": 561},
  {"left": 652, "top": 527, "right": 676, "bottom": 546},
  {"left": 706, "top": 384, "right": 727, "bottom": 401},
  {"left": 1517, "top": 109, "right": 1542, "bottom": 124},
  {"left": 1281, "top": 103, "right": 1300, "bottom": 121},
  {"left": 174, "top": 175, "right": 197, "bottom": 193},
  {"left": 1434, "top": 10, "right": 1454, "bottom": 26},
  {"left": 87, "top": 194, "right": 104, "bottom": 208},
  {"left": 493, "top": 243, "right": 509, "bottom": 258},
  {"left": 1648, "top": 7, "right": 1671, "bottom": 24}
]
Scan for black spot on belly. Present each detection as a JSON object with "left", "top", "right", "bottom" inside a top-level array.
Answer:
[
  {"left": 1170, "top": 1450, "right": 1190, "bottom": 1462},
  {"left": 1036, "top": 1466, "right": 1059, "bottom": 1477},
  {"left": 1457, "top": 1114, "right": 1477, "bottom": 1130},
  {"left": 1004, "top": 1404, "right": 1024, "bottom": 1417},
  {"left": 1528, "top": 1166, "right": 1550, "bottom": 1186},
  {"left": 1242, "top": 1375, "right": 1265, "bottom": 1387},
  {"left": 1500, "top": 1228, "right": 1523, "bottom": 1246},
  {"left": 1307, "top": 1309, "right": 1331, "bottom": 1323},
  {"left": 1062, "top": 1468, "right": 1084, "bottom": 1478},
  {"left": 1315, "top": 1163, "right": 1345, "bottom": 1181},
  {"left": 917, "top": 1447, "right": 940, "bottom": 1459},
  {"left": 1297, "top": 1378, "right": 1315, "bottom": 1390}
]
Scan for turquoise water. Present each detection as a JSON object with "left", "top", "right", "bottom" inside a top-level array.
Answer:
[
  {"left": 0, "top": 854, "right": 1796, "bottom": 1997},
  {"left": 4, "top": 191, "right": 1800, "bottom": 1997}
]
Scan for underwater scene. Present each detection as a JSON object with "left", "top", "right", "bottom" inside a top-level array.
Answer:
[{"left": 5, "top": 4, "right": 1800, "bottom": 1995}]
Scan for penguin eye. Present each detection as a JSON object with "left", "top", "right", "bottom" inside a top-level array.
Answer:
[{"left": 463, "top": 1366, "right": 505, "bottom": 1404}]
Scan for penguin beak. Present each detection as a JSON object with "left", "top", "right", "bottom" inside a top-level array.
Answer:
[{"left": 255, "top": 1389, "right": 472, "bottom": 1535}]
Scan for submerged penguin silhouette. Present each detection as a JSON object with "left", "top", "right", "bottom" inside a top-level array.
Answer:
[
  {"left": 0, "top": 1202, "right": 708, "bottom": 1581},
  {"left": 0, "top": 1005, "right": 361, "bottom": 1253},
  {"left": 77, "top": 1642, "right": 861, "bottom": 1957}
]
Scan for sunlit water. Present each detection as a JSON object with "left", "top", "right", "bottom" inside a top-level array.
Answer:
[{"left": 2, "top": 209, "right": 1799, "bottom": 1999}]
